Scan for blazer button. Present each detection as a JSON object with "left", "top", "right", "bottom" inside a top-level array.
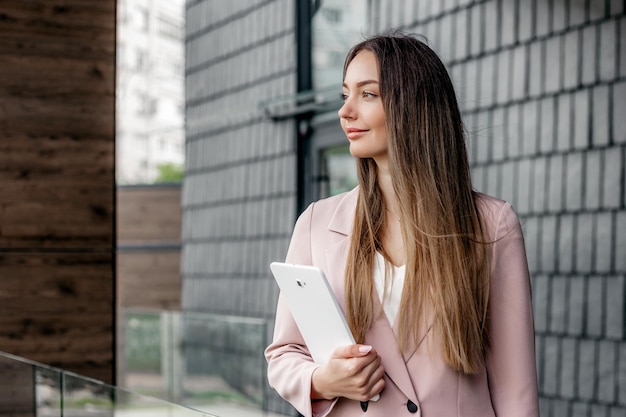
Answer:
[{"left": 407, "top": 400, "right": 418, "bottom": 413}]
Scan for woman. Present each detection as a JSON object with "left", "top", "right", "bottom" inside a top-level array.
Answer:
[{"left": 265, "top": 33, "right": 539, "bottom": 417}]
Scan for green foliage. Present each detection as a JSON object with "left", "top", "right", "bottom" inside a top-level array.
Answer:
[{"left": 154, "top": 162, "right": 184, "bottom": 183}]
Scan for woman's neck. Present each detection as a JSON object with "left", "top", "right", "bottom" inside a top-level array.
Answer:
[
  {"left": 376, "top": 162, "right": 405, "bottom": 266},
  {"left": 376, "top": 163, "right": 400, "bottom": 218}
]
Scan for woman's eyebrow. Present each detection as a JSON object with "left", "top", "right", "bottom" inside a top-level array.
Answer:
[{"left": 342, "top": 80, "right": 380, "bottom": 88}]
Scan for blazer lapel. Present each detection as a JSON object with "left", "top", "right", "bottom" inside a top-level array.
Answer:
[
  {"left": 323, "top": 189, "right": 419, "bottom": 404},
  {"left": 366, "top": 309, "right": 419, "bottom": 404},
  {"left": 323, "top": 189, "right": 357, "bottom": 304}
]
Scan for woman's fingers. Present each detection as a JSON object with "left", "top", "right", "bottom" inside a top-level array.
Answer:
[
  {"left": 312, "top": 344, "right": 385, "bottom": 401},
  {"left": 353, "top": 354, "right": 385, "bottom": 400},
  {"left": 331, "top": 344, "right": 374, "bottom": 360}
]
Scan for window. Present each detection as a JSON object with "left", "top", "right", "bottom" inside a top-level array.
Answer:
[
  {"left": 137, "top": 7, "right": 149, "bottom": 32},
  {"left": 137, "top": 93, "right": 157, "bottom": 116},
  {"left": 311, "top": 1, "right": 368, "bottom": 90},
  {"left": 322, "top": 8, "right": 342, "bottom": 23},
  {"left": 158, "top": 14, "right": 183, "bottom": 40},
  {"left": 135, "top": 48, "right": 148, "bottom": 71},
  {"left": 319, "top": 145, "right": 357, "bottom": 198},
  {"left": 302, "top": 0, "right": 368, "bottom": 205}
]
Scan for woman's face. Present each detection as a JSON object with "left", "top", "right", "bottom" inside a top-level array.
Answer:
[{"left": 338, "top": 50, "right": 388, "bottom": 163}]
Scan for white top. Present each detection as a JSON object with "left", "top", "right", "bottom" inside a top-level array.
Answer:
[{"left": 373, "top": 252, "right": 406, "bottom": 327}]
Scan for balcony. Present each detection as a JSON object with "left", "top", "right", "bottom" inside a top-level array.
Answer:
[{"left": 1, "top": 309, "right": 285, "bottom": 417}]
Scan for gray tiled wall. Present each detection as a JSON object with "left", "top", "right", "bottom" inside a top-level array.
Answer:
[
  {"left": 182, "top": 1, "right": 297, "bottom": 413},
  {"left": 182, "top": 0, "right": 296, "bottom": 319}
]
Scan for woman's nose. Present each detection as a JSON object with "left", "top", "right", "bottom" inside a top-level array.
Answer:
[{"left": 338, "top": 100, "right": 355, "bottom": 120}]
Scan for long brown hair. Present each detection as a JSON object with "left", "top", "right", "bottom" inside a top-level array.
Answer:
[{"left": 343, "top": 33, "right": 490, "bottom": 374}]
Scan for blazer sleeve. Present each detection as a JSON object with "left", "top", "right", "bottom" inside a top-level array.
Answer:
[
  {"left": 485, "top": 202, "right": 540, "bottom": 417},
  {"left": 264, "top": 203, "right": 338, "bottom": 417}
]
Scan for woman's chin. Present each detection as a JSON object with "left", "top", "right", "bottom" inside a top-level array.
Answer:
[
  {"left": 347, "top": 143, "right": 369, "bottom": 159},
  {"left": 348, "top": 145, "right": 386, "bottom": 161}
]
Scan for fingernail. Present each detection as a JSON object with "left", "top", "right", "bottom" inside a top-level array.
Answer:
[{"left": 359, "top": 345, "right": 372, "bottom": 353}]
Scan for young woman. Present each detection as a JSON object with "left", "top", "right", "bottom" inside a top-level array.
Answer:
[{"left": 265, "top": 33, "right": 539, "bottom": 417}]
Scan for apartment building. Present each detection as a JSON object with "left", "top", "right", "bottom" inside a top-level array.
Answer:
[{"left": 116, "top": 0, "right": 185, "bottom": 184}]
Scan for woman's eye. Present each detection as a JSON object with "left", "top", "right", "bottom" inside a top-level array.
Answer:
[{"left": 340, "top": 91, "right": 377, "bottom": 101}]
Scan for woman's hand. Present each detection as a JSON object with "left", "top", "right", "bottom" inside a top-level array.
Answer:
[{"left": 311, "top": 344, "right": 385, "bottom": 402}]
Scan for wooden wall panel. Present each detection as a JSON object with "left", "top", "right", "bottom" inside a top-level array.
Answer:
[
  {"left": 0, "top": 252, "right": 114, "bottom": 383},
  {"left": 117, "top": 186, "right": 181, "bottom": 244},
  {"left": 0, "top": 0, "right": 116, "bottom": 387},
  {"left": 117, "top": 251, "right": 181, "bottom": 310},
  {"left": 117, "top": 185, "right": 182, "bottom": 310}
]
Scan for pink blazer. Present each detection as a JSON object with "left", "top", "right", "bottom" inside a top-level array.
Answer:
[{"left": 265, "top": 188, "right": 539, "bottom": 417}]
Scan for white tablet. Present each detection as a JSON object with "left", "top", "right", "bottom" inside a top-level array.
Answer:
[{"left": 269, "top": 262, "right": 355, "bottom": 365}]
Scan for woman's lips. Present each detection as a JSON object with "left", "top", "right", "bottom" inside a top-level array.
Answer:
[{"left": 345, "top": 128, "right": 368, "bottom": 139}]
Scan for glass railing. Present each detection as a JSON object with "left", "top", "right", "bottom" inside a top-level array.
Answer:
[
  {"left": 117, "top": 309, "right": 278, "bottom": 417},
  {"left": 0, "top": 349, "right": 214, "bottom": 417}
]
